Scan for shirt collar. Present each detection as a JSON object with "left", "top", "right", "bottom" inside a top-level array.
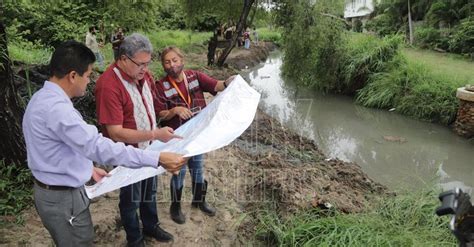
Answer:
[
  {"left": 114, "top": 63, "right": 148, "bottom": 86},
  {"left": 43, "top": 80, "right": 73, "bottom": 105},
  {"left": 114, "top": 63, "right": 136, "bottom": 83}
]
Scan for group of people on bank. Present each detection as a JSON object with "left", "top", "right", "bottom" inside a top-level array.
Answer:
[
  {"left": 217, "top": 24, "right": 259, "bottom": 49},
  {"left": 23, "top": 32, "right": 235, "bottom": 247}
]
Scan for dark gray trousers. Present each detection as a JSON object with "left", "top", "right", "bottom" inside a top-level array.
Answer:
[{"left": 34, "top": 184, "right": 94, "bottom": 246}]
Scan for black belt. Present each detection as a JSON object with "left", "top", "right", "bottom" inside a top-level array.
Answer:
[{"left": 34, "top": 178, "right": 75, "bottom": 191}]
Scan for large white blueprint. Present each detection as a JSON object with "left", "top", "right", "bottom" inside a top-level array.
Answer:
[{"left": 85, "top": 75, "right": 260, "bottom": 199}]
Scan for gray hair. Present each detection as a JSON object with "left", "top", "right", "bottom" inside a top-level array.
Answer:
[{"left": 118, "top": 33, "right": 153, "bottom": 58}]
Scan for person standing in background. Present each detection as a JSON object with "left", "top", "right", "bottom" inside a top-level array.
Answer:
[
  {"left": 243, "top": 28, "right": 251, "bottom": 49},
  {"left": 252, "top": 26, "right": 259, "bottom": 45},
  {"left": 85, "top": 26, "right": 104, "bottom": 69},
  {"left": 111, "top": 27, "right": 125, "bottom": 61}
]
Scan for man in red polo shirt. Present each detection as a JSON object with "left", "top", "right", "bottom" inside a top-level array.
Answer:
[
  {"left": 95, "top": 34, "right": 178, "bottom": 247},
  {"left": 155, "top": 46, "right": 235, "bottom": 225}
]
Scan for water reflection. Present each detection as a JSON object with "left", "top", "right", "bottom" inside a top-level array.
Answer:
[{"left": 243, "top": 51, "right": 473, "bottom": 195}]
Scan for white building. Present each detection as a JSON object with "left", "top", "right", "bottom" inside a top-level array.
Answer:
[
  {"left": 344, "top": 0, "right": 380, "bottom": 31},
  {"left": 344, "top": 0, "right": 377, "bottom": 19}
]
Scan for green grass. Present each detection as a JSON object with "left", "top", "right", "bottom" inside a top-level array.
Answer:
[
  {"left": 340, "top": 34, "right": 402, "bottom": 92},
  {"left": 145, "top": 29, "right": 211, "bottom": 53},
  {"left": 356, "top": 51, "right": 467, "bottom": 125},
  {"left": 346, "top": 34, "right": 474, "bottom": 125},
  {"left": 257, "top": 27, "right": 282, "bottom": 46},
  {"left": 402, "top": 48, "right": 474, "bottom": 86},
  {"left": 7, "top": 41, "right": 51, "bottom": 65},
  {"left": 256, "top": 188, "right": 456, "bottom": 247}
]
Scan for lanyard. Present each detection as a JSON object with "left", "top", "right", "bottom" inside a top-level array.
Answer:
[{"left": 168, "top": 72, "right": 192, "bottom": 108}]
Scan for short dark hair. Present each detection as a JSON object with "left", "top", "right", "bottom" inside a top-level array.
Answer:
[
  {"left": 89, "top": 26, "right": 96, "bottom": 32},
  {"left": 49, "top": 40, "right": 95, "bottom": 78}
]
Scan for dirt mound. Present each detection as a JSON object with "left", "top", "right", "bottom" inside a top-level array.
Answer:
[
  {"left": 225, "top": 42, "right": 276, "bottom": 70},
  {"left": 234, "top": 110, "right": 387, "bottom": 215}
]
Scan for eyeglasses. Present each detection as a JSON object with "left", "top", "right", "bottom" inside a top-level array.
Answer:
[{"left": 125, "top": 54, "right": 151, "bottom": 69}]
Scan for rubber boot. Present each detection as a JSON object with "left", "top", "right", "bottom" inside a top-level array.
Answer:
[
  {"left": 191, "top": 180, "right": 216, "bottom": 216},
  {"left": 170, "top": 184, "right": 185, "bottom": 224}
]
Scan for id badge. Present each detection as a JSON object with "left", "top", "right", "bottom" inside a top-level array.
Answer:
[{"left": 190, "top": 106, "right": 201, "bottom": 115}]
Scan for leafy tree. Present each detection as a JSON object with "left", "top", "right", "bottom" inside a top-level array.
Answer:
[
  {"left": 368, "top": 0, "right": 432, "bottom": 43},
  {"left": 155, "top": 0, "right": 187, "bottom": 30},
  {"left": 426, "top": 0, "right": 473, "bottom": 28},
  {"left": 448, "top": 17, "right": 474, "bottom": 56},
  {"left": 1, "top": 0, "right": 167, "bottom": 47},
  {"left": 276, "top": 0, "right": 346, "bottom": 89},
  {"left": 369, "top": 0, "right": 473, "bottom": 51},
  {"left": 181, "top": 0, "right": 244, "bottom": 26},
  {"left": 181, "top": 0, "right": 257, "bottom": 66}
]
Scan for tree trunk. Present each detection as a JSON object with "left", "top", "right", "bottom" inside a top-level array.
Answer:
[
  {"left": 0, "top": 20, "right": 27, "bottom": 166},
  {"left": 207, "top": 32, "right": 218, "bottom": 65},
  {"left": 407, "top": 0, "right": 414, "bottom": 45},
  {"left": 217, "top": 0, "right": 255, "bottom": 67},
  {"left": 247, "top": 0, "right": 259, "bottom": 28}
]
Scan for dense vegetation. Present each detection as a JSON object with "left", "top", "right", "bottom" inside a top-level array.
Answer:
[
  {"left": 351, "top": 34, "right": 468, "bottom": 125},
  {"left": 275, "top": 0, "right": 473, "bottom": 125},
  {"left": 2, "top": 0, "right": 192, "bottom": 48},
  {"left": 1, "top": 0, "right": 273, "bottom": 51},
  {"left": 367, "top": 0, "right": 474, "bottom": 57}
]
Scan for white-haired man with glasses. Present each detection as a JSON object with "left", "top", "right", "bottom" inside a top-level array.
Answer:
[{"left": 95, "top": 33, "right": 177, "bottom": 247}]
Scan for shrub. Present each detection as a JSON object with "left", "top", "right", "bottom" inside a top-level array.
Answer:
[
  {"left": 414, "top": 27, "right": 442, "bottom": 49},
  {"left": 448, "top": 18, "right": 474, "bottom": 56},
  {"left": 280, "top": 0, "right": 346, "bottom": 91},
  {"left": 357, "top": 56, "right": 461, "bottom": 125},
  {"left": 396, "top": 63, "right": 460, "bottom": 125},
  {"left": 0, "top": 161, "right": 32, "bottom": 223},
  {"left": 365, "top": 13, "right": 399, "bottom": 37},
  {"left": 355, "top": 54, "right": 406, "bottom": 109},
  {"left": 338, "top": 34, "right": 403, "bottom": 94}
]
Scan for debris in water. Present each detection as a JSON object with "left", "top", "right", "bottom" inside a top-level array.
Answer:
[{"left": 383, "top": 135, "right": 407, "bottom": 143}]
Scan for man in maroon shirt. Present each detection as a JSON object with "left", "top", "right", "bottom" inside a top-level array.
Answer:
[
  {"left": 95, "top": 34, "right": 179, "bottom": 247},
  {"left": 155, "top": 46, "right": 235, "bottom": 224}
]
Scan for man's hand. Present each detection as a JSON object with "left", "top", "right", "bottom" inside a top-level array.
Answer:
[
  {"left": 224, "top": 75, "right": 236, "bottom": 87},
  {"left": 159, "top": 152, "right": 186, "bottom": 175},
  {"left": 153, "top": 127, "right": 182, "bottom": 142},
  {"left": 172, "top": 106, "right": 193, "bottom": 120},
  {"left": 216, "top": 75, "right": 236, "bottom": 92},
  {"left": 92, "top": 167, "right": 110, "bottom": 183}
]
